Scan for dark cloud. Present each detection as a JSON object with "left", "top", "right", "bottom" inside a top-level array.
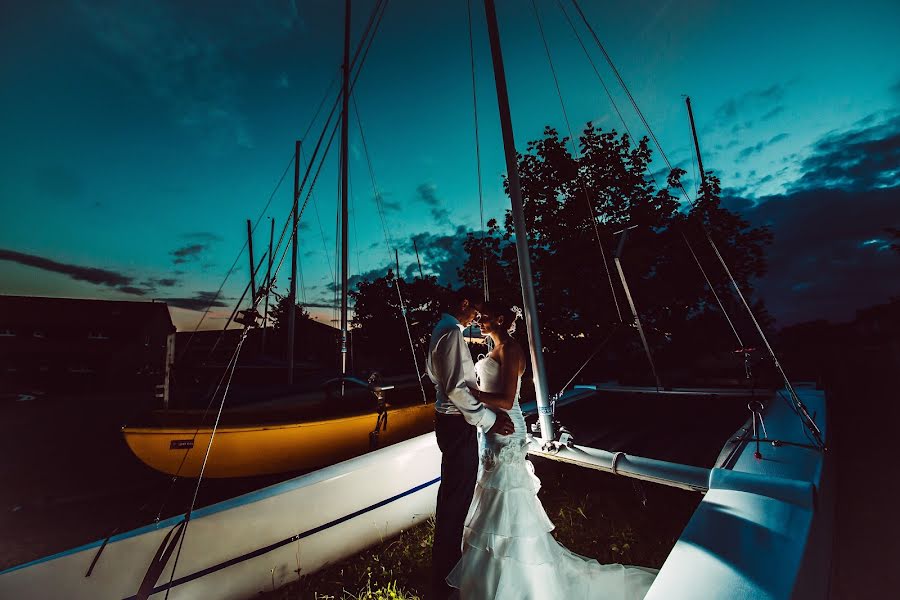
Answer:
[
  {"left": 374, "top": 191, "right": 402, "bottom": 213},
  {"left": 760, "top": 106, "right": 785, "bottom": 121},
  {"left": 164, "top": 291, "right": 229, "bottom": 311},
  {"left": 714, "top": 84, "right": 787, "bottom": 122},
  {"left": 404, "top": 226, "right": 473, "bottom": 286},
  {"left": 790, "top": 115, "right": 900, "bottom": 192},
  {"left": 171, "top": 243, "right": 206, "bottom": 265},
  {"left": 736, "top": 132, "right": 790, "bottom": 159},
  {"left": 0, "top": 249, "right": 134, "bottom": 288},
  {"left": 718, "top": 114, "right": 900, "bottom": 324},
  {"left": 415, "top": 183, "right": 452, "bottom": 225},
  {"left": 170, "top": 232, "right": 221, "bottom": 266},
  {"left": 327, "top": 266, "right": 393, "bottom": 293},
  {"left": 724, "top": 186, "right": 899, "bottom": 325},
  {"left": 117, "top": 286, "right": 148, "bottom": 296},
  {"left": 143, "top": 277, "right": 179, "bottom": 288}
]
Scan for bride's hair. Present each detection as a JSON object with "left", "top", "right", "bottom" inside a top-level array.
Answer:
[{"left": 480, "top": 300, "right": 522, "bottom": 335}]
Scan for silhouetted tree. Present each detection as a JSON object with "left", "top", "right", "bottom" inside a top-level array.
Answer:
[
  {"left": 267, "top": 295, "right": 309, "bottom": 357},
  {"left": 459, "top": 125, "right": 773, "bottom": 385},
  {"left": 350, "top": 270, "right": 450, "bottom": 373}
]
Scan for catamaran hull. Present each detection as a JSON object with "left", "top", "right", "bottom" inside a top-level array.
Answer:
[
  {"left": 1, "top": 385, "right": 831, "bottom": 599},
  {"left": 122, "top": 402, "right": 435, "bottom": 478},
  {"left": 0, "top": 433, "right": 442, "bottom": 600}
]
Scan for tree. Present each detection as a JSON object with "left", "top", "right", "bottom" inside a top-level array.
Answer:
[
  {"left": 350, "top": 270, "right": 450, "bottom": 374},
  {"left": 459, "top": 124, "right": 773, "bottom": 386},
  {"left": 267, "top": 295, "right": 310, "bottom": 357}
]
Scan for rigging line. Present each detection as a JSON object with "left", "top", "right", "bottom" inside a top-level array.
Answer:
[
  {"left": 300, "top": 144, "right": 336, "bottom": 283},
  {"left": 560, "top": 2, "right": 751, "bottom": 349},
  {"left": 681, "top": 231, "right": 743, "bottom": 348},
  {"left": 163, "top": 327, "right": 249, "bottom": 600},
  {"left": 181, "top": 69, "right": 343, "bottom": 360},
  {"left": 349, "top": 175, "right": 363, "bottom": 279},
  {"left": 213, "top": 0, "right": 390, "bottom": 341},
  {"left": 531, "top": 0, "right": 622, "bottom": 322},
  {"left": 151, "top": 323, "right": 252, "bottom": 521},
  {"left": 352, "top": 94, "right": 394, "bottom": 255},
  {"left": 704, "top": 227, "right": 825, "bottom": 448},
  {"left": 353, "top": 92, "right": 428, "bottom": 400},
  {"left": 179, "top": 155, "right": 293, "bottom": 362},
  {"left": 467, "top": 0, "right": 489, "bottom": 302},
  {"left": 205, "top": 251, "right": 269, "bottom": 361},
  {"left": 555, "top": 0, "right": 634, "bottom": 142},
  {"left": 394, "top": 250, "right": 428, "bottom": 403},
  {"left": 572, "top": 0, "right": 816, "bottom": 437},
  {"left": 569, "top": 0, "right": 694, "bottom": 206}
]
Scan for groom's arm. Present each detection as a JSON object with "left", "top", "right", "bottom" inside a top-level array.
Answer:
[{"left": 434, "top": 329, "right": 497, "bottom": 432}]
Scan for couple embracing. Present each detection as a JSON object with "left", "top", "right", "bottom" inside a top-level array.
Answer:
[{"left": 426, "top": 287, "right": 657, "bottom": 600}]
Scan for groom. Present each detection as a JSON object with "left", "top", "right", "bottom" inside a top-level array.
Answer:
[{"left": 427, "top": 286, "right": 514, "bottom": 599}]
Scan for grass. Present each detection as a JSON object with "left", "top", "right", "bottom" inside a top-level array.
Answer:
[{"left": 257, "top": 458, "right": 700, "bottom": 599}]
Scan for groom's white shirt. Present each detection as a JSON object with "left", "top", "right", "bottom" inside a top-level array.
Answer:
[{"left": 427, "top": 313, "right": 497, "bottom": 432}]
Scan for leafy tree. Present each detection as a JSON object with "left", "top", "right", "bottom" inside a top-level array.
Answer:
[
  {"left": 460, "top": 125, "right": 773, "bottom": 386},
  {"left": 350, "top": 270, "right": 450, "bottom": 374},
  {"left": 267, "top": 295, "right": 310, "bottom": 357}
]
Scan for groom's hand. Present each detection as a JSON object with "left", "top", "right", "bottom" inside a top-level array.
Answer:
[{"left": 487, "top": 411, "right": 514, "bottom": 436}]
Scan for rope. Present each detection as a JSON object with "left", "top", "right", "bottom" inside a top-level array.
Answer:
[
  {"left": 178, "top": 68, "right": 343, "bottom": 361},
  {"left": 163, "top": 327, "right": 248, "bottom": 599},
  {"left": 467, "top": 0, "right": 489, "bottom": 302},
  {"left": 353, "top": 93, "right": 428, "bottom": 403},
  {"left": 531, "top": 0, "right": 622, "bottom": 322}
]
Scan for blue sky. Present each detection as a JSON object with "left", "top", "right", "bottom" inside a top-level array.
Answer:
[{"left": 1, "top": 0, "right": 898, "bottom": 329}]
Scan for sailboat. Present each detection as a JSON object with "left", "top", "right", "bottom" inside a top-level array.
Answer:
[
  {"left": 0, "top": 1, "right": 832, "bottom": 598},
  {"left": 120, "top": 17, "right": 436, "bottom": 478}
]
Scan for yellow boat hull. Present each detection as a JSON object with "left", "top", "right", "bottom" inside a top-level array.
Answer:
[{"left": 122, "top": 401, "right": 435, "bottom": 478}]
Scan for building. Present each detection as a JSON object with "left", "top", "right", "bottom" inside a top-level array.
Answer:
[{"left": 0, "top": 296, "right": 175, "bottom": 392}]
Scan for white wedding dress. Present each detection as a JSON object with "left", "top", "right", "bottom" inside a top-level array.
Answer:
[{"left": 446, "top": 356, "right": 658, "bottom": 599}]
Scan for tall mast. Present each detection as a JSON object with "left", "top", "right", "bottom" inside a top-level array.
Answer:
[
  {"left": 288, "top": 140, "right": 300, "bottom": 384},
  {"left": 261, "top": 217, "right": 274, "bottom": 355},
  {"left": 483, "top": 0, "right": 554, "bottom": 442},
  {"left": 685, "top": 96, "right": 706, "bottom": 188},
  {"left": 339, "top": 0, "right": 351, "bottom": 378},
  {"left": 246, "top": 219, "right": 256, "bottom": 302}
]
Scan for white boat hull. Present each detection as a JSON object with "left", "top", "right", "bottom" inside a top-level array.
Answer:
[
  {"left": 0, "top": 433, "right": 441, "bottom": 599},
  {"left": 1, "top": 385, "right": 831, "bottom": 600}
]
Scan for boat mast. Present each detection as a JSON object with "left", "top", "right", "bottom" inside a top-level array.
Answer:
[
  {"left": 246, "top": 220, "right": 257, "bottom": 302},
  {"left": 483, "top": 0, "right": 554, "bottom": 442},
  {"left": 339, "top": 0, "right": 351, "bottom": 378},
  {"left": 685, "top": 96, "right": 706, "bottom": 187},
  {"left": 261, "top": 218, "right": 274, "bottom": 355},
  {"left": 288, "top": 140, "right": 300, "bottom": 384}
]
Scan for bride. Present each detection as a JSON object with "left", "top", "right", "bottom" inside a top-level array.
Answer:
[{"left": 446, "top": 300, "right": 658, "bottom": 599}]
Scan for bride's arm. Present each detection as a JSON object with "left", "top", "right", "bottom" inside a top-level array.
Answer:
[{"left": 473, "top": 345, "right": 524, "bottom": 411}]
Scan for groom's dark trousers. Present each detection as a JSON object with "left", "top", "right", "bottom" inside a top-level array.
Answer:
[{"left": 431, "top": 411, "right": 479, "bottom": 600}]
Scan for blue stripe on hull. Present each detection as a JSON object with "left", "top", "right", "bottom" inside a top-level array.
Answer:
[{"left": 120, "top": 476, "right": 441, "bottom": 599}]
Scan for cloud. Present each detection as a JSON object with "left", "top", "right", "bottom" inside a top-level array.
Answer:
[
  {"left": 724, "top": 186, "right": 899, "bottom": 325},
  {"left": 790, "top": 115, "right": 900, "bottom": 192},
  {"left": 404, "top": 226, "right": 473, "bottom": 286},
  {"left": 0, "top": 248, "right": 136, "bottom": 290},
  {"left": 169, "top": 232, "right": 221, "bottom": 265},
  {"left": 415, "top": 183, "right": 452, "bottom": 225},
  {"left": 164, "top": 291, "right": 230, "bottom": 311},
  {"left": 714, "top": 84, "right": 788, "bottom": 122},
  {"left": 736, "top": 132, "right": 790, "bottom": 159},
  {"left": 717, "top": 115, "right": 900, "bottom": 325},
  {"left": 170, "top": 243, "right": 207, "bottom": 265}
]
